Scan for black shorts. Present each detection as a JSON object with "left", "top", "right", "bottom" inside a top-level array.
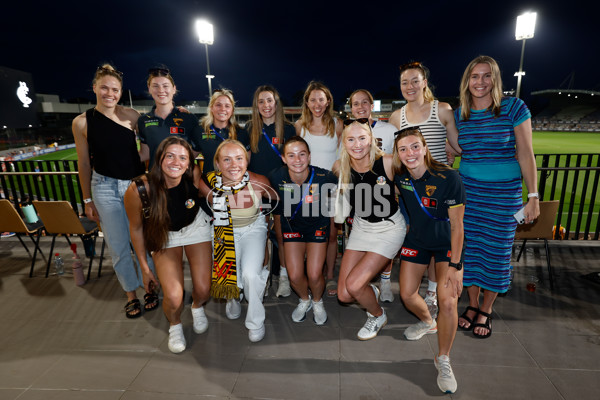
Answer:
[
  {"left": 281, "top": 222, "right": 329, "bottom": 243},
  {"left": 399, "top": 236, "right": 452, "bottom": 265}
]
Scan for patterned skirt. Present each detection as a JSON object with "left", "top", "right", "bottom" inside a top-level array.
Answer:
[{"left": 460, "top": 174, "right": 522, "bottom": 293}]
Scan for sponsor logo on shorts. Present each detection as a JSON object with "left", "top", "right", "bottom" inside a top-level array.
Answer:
[
  {"left": 283, "top": 233, "right": 301, "bottom": 239},
  {"left": 315, "top": 230, "right": 325, "bottom": 237},
  {"left": 401, "top": 247, "right": 418, "bottom": 257},
  {"left": 447, "top": 250, "right": 452, "bottom": 258}
]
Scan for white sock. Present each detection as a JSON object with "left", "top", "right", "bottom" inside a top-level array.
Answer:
[
  {"left": 279, "top": 267, "right": 288, "bottom": 277},
  {"left": 380, "top": 271, "right": 391, "bottom": 280},
  {"left": 428, "top": 280, "right": 437, "bottom": 292}
]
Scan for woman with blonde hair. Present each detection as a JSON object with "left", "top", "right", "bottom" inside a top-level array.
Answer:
[
  {"left": 125, "top": 136, "right": 212, "bottom": 353},
  {"left": 455, "top": 55, "right": 539, "bottom": 339},
  {"left": 195, "top": 89, "right": 249, "bottom": 173},
  {"left": 199, "top": 139, "right": 278, "bottom": 342},
  {"left": 72, "top": 64, "right": 156, "bottom": 319},
  {"left": 332, "top": 119, "right": 406, "bottom": 340},
  {"left": 295, "top": 81, "right": 343, "bottom": 296}
]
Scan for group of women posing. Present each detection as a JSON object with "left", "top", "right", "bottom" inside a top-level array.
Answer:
[{"left": 72, "top": 54, "right": 539, "bottom": 395}]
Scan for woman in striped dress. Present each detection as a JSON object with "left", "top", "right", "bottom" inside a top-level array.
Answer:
[{"left": 455, "top": 55, "right": 539, "bottom": 338}]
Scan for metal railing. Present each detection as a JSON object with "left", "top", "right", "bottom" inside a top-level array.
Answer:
[{"left": 2, "top": 154, "right": 599, "bottom": 240}]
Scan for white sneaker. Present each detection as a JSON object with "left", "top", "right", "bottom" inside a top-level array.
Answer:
[
  {"left": 168, "top": 324, "right": 186, "bottom": 353},
  {"left": 424, "top": 290, "right": 438, "bottom": 320},
  {"left": 404, "top": 319, "right": 437, "bottom": 341},
  {"left": 276, "top": 274, "right": 291, "bottom": 297},
  {"left": 226, "top": 298, "right": 241, "bottom": 320},
  {"left": 357, "top": 310, "right": 387, "bottom": 341},
  {"left": 312, "top": 298, "right": 327, "bottom": 325},
  {"left": 291, "top": 296, "right": 312, "bottom": 322},
  {"left": 434, "top": 355, "right": 457, "bottom": 394},
  {"left": 379, "top": 278, "right": 394, "bottom": 303},
  {"left": 248, "top": 325, "right": 265, "bottom": 342},
  {"left": 191, "top": 306, "right": 208, "bottom": 334},
  {"left": 370, "top": 283, "right": 380, "bottom": 302}
]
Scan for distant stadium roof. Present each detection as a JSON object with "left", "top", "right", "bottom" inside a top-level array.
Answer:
[{"left": 531, "top": 89, "right": 600, "bottom": 96}]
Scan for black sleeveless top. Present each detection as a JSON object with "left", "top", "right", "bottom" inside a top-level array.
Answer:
[
  {"left": 167, "top": 177, "right": 201, "bottom": 231},
  {"left": 86, "top": 108, "right": 145, "bottom": 180},
  {"left": 350, "top": 157, "right": 398, "bottom": 222}
]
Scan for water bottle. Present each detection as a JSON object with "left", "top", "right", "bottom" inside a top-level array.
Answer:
[
  {"left": 54, "top": 253, "right": 65, "bottom": 276},
  {"left": 70, "top": 243, "right": 85, "bottom": 286}
]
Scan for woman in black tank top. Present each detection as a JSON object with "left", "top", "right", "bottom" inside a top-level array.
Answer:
[
  {"left": 72, "top": 64, "right": 155, "bottom": 321},
  {"left": 125, "top": 137, "right": 212, "bottom": 354},
  {"left": 332, "top": 119, "right": 406, "bottom": 341}
]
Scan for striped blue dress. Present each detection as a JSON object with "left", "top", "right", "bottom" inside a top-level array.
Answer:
[{"left": 455, "top": 97, "right": 531, "bottom": 292}]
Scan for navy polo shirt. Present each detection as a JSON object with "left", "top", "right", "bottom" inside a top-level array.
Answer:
[
  {"left": 247, "top": 122, "right": 296, "bottom": 176},
  {"left": 190, "top": 126, "right": 250, "bottom": 173}
]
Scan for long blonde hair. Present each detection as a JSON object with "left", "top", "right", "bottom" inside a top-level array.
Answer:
[
  {"left": 201, "top": 89, "right": 240, "bottom": 139},
  {"left": 458, "top": 55, "right": 503, "bottom": 121},
  {"left": 298, "top": 81, "right": 336, "bottom": 138},
  {"left": 247, "top": 85, "right": 289, "bottom": 153},
  {"left": 338, "top": 120, "right": 384, "bottom": 189}
]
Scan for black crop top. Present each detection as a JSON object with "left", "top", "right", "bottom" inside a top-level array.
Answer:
[
  {"left": 167, "top": 177, "right": 201, "bottom": 231},
  {"left": 86, "top": 108, "right": 145, "bottom": 180},
  {"left": 350, "top": 157, "right": 398, "bottom": 222}
]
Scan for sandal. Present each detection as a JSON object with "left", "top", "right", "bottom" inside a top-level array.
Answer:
[
  {"left": 144, "top": 292, "right": 159, "bottom": 311},
  {"left": 472, "top": 310, "right": 493, "bottom": 339},
  {"left": 326, "top": 279, "right": 338, "bottom": 297},
  {"left": 458, "top": 306, "right": 479, "bottom": 331},
  {"left": 124, "top": 299, "right": 142, "bottom": 319}
]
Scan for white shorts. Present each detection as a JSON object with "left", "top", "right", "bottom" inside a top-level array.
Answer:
[
  {"left": 346, "top": 210, "right": 406, "bottom": 259},
  {"left": 164, "top": 208, "right": 212, "bottom": 249}
]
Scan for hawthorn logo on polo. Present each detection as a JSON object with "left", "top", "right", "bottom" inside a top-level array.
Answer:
[
  {"left": 426, "top": 185, "right": 436, "bottom": 196},
  {"left": 401, "top": 247, "right": 418, "bottom": 257},
  {"left": 173, "top": 118, "right": 183, "bottom": 126}
]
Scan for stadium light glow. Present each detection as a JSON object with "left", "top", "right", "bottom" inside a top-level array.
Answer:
[
  {"left": 514, "top": 12, "right": 536, "bottom": 98},
  {"left": 195, "top": 19, "right": 215, "bottom": 97}
]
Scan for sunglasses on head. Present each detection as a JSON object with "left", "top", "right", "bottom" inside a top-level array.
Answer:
[
  {"left": 343, "top": 118, "right": 369, "bottom": 126},
  {"left": 394, "top": 126, "right": 422, "bottom": 137},
  {"left": 96, "top": 66, "right": 123, "bottom": 77},
  {"left": 148, "top": 67, "right": 170, "bottom": 76}
]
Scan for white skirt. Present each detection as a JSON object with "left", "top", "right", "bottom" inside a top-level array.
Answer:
[
  {"left": 164, "top": 208, "right": 212, "bottom": 249},
  {"left": 346, "top": 210, "right": 406, "bottom": 259}
]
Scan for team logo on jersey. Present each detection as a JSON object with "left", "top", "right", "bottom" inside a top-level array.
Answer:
[
  {"left": 305, "top": 195, "right": 313, "bottom": 203},
  {"left": 170, "top": 127, "right": 184, "bottom": 134},
  {"left": 310, "top": 183, "right": 319, "bottom": 194},
  {"left": 421, "top": 197, "right": 437, "bottom": 208},
  {"left": 376, "top": 176, "right": 386, "bottom": 185},
  {"left": 173, "top": 118, "right": 183, "bottom": 127},
  {"left": 185, "top": 199, "right": 195, "bottom": 209},
  {"left": 426, "top": 185, "right": 436, "bottom": 196}
]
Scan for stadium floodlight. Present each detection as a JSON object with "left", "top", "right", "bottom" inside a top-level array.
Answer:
[
  {"left": 514, "top": 12, "right": 536, "bottom": 98},
  {"left": 195, "top": 19, "right": 215, "bottom": 97}
]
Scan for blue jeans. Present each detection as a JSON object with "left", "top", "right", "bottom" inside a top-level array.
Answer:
[{"left": 91, "top": 171, "right": 154, "bottom": 292}]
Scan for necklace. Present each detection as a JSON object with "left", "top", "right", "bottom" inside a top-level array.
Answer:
[{"left": 355, "top": 170, "right": 370, "bottom": 181}]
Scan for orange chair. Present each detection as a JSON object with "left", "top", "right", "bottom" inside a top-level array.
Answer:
[
  {"left": 515, "top": 200, "right": 560, "bottom": 289},
  {"left": 0, "top": 199, "right": 45, "bottom": 276}
]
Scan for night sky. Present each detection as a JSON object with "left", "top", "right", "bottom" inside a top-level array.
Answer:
[{"left": 2, "top": 0, "right": 597, "bottom": 108}]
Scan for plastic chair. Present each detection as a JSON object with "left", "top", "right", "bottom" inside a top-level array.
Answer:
[
  {"left": 0, "top": 199, "right": 45, "bottom": 276},
  {"left": 515, "top": 200, "right": 560, "bottom": 289},
  {"left": 32, "top": 201, "right": 104, "bottom": 279}
]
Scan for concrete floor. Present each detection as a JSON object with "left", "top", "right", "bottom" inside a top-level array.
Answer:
[{"left": 0, "top": 235, "right": 599, "bottom": 400}]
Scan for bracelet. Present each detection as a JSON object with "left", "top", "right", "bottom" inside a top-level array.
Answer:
[
  {"left": 527, "top": 192, "right": 539, "bottom": 199},
  {"left": 84, "top": 198, "right": 93, "bottom": 204}
]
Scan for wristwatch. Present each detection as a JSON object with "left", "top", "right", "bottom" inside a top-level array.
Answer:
[{"left": 449, "top": 261, "right": 463, "bottom": 271}]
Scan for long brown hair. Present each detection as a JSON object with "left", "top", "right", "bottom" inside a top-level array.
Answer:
[
  {"left": 458, "top": 55, "right": 503, "bottom": 121},
  {"left": 247, "top": 85, "right": 290, "bottom": 153},
  {"left": 392, "top": 127, "right": 450, "bottom": 176},
  {"left": 200, "top": 89, "right": 240, "bottom": 139},
  {"left": 143, "top": 136, "right": 195, "bottom": 252},
  {"left": 399, "top": 61, "right": 435, "bottom": 103},
  {"left": 298, "top": 81, "right": 336, "bottom": 138}
]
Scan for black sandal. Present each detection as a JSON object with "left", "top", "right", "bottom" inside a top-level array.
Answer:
[
  {"left": 144, "top": 292, "right": 159, "bottom": 311},
  {"left": 458, "top": 306, "right": 479, "bottom": 331},
  {"left": 125, "top": 299, "right": 142, "bottom": 319},
  {"left": 472, "top": 310, "right": 493, "bottom": 339}
]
